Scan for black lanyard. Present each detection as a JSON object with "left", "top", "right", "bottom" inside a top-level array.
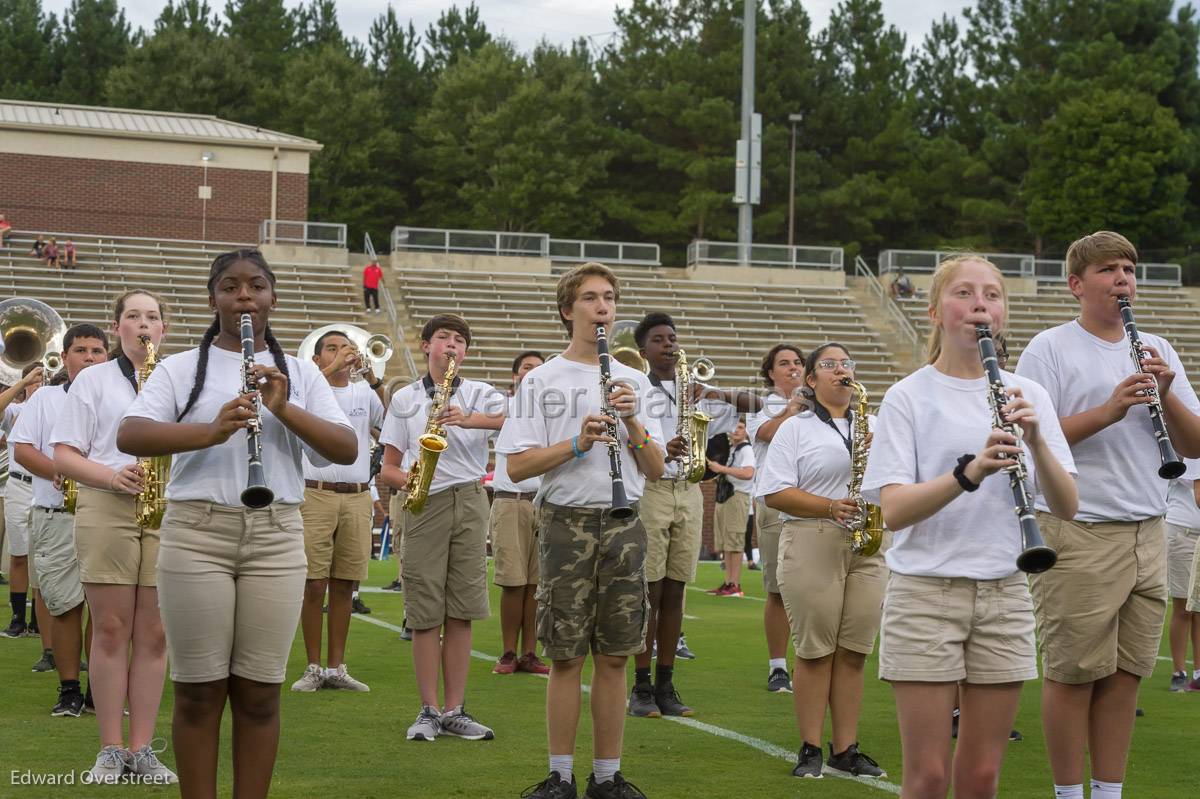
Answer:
[
  {"left": 117, "top": 355, "right": 138, "bottom": 392},
  {"left": 421, "top": 373, "right": 462, "bottom": 400},
  {"left": 812, "top": 401, "right": 852, "bottom": 455},
  {"left": 648, "top": 374, "right": 675, "bottom": 405}
]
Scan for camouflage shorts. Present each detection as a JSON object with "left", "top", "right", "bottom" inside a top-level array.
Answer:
[{"left": 535, "top": 501, "right": 649, "bottom": 661}]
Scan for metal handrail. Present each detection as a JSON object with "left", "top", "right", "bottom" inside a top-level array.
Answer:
[
  {"left": 259, "top": 219, "right": 347, "bottom": 248},
  {"left": 391, "top": 226, "right": 549, "bottom": 258},
  {"left": 547, "top": 238, "right": 661, "bottom": 266},
  {"left": 855, "top": 255, "right": 919, "bottom": 355},
  {"left": 368, "top": 231, "right": 417, "bottom": 380},
  {"left": 687, "top": 239, "right": 843, "bottom": 270},
  {"left": 879, "top": 249, "right": 1036, "bottom": 278},
  {"left": 1034, "top": 259, "right": 1181, "bottom": 286},
  {"left": 7, "top": 230, "right": 249, "bottom": 249}
]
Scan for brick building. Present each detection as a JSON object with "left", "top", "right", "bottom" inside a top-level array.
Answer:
[{"left": 0, "top": 100, "right": 321, "bottom": 243}]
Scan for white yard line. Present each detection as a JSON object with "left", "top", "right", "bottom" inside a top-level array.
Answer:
[{"left": 353, "top": 614, "right": 900, "bottom": 795}]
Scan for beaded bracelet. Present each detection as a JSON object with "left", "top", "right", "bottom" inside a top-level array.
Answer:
[
  {"left": 571, "top": 435, "right": 586, "bottom": 459},
  {"left": 626, "top": 432, "right": 652, "bottom": 452}
]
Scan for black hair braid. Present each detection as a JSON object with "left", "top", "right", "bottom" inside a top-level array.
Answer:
[
  {"left": 177, "top": 316, "right": 221, "bottom": 421},
  {"left": 263, "top": 325, "right": 293, "bottom": 398}
]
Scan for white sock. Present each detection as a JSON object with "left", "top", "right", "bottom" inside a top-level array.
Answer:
[
  {"left": 324, "top": 666, "right": 338, "bottom": 678},
  {"left": 1054, "top": 785, "right": 1083, "bottom": 798},
  {"left": 352, "top": 590, "right": 360, "bottom": 599},
  {"left": 1193, "top": 668, "right": 1200, "bottom": 680},
  {"left": 549, "top": 755, "right": 573, "bottom": 782},
  {"left": 1090, "top": 780, "right": 1122, "bottom": 799},
  {"left": 593, "top": 757, "right": 620, "bottom": 783},
  {"left": 768, "top": 657, "right": 787, "bottom": 674}
]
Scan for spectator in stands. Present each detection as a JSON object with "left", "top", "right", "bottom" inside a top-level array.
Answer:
[
  {"left": 43, "top": 238, "right": 60, "bottom": 269},
  {"left": 63, "top": 239, "right": 77, "bottom": 269},
  {"left": 30, "top": 234, "right": 45, "bottom": 259},
  {"left": 0, "top": 214, "right": 11, "bottom": 247},
  {"left": 889, "top": 269, "right": 915, "bottom": 299},
  {"left": 363, "top": 259, "right": 383, "bottom": 314}
]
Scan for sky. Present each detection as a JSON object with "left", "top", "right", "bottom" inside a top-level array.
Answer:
[{"left": 43, "top": 0, "right": 972, "bottom": 55}]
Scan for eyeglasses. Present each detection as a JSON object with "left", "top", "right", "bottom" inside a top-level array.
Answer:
[{"left": 816, "top": 359, "right": 856, "bottom": 371}]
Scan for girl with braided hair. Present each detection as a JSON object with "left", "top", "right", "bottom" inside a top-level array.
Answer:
[{"left": 117, "top": 249, "right": 356, "bottom": 798}]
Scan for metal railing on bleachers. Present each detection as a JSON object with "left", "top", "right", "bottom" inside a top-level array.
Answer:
[
  {"left": 259, "top": 220, "right": 347, "bottom": 248},
  {"left": 548, "top": 238, "right": 661, "bottom": 266},
  {"left": 686, "top": 240, "right": 844, "bottom": 270},
  {"left": 391, "top": 226, "right": 550, "bottom": 258},
  {"left": 879, "top": 249, "right": 1036, "bottom": 278},
  {"left": 1033, "top": 259, "right": 1181, "bottom": 286}
]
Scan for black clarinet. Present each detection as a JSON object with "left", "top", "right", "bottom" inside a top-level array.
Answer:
[
  {"left": 976, "top": 325, "right": 1057, "bottom": 574},
  {"left": 1117, "top": 296, "right": 1186, "bottom": 479},
  {"left": 595, "top": 323, "right": 634, "bottom": 520},
  {"left": 240, "top": 313, "right": 274, "bottom": 508}
]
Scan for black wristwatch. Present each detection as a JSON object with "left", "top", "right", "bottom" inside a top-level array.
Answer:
[
  {"left": 369, "top": 379, "right": 383, "bottom": 391},
  {"left": 953, "top": 454, "right": 980, "bottom": 492}
]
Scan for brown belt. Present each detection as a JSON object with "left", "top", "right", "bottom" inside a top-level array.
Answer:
[
  {"left": 493, "top": 490, "right": 536, "bottom": 501},
  {"left": 305, "top": 479, "right": 370, "bottom": 494}
]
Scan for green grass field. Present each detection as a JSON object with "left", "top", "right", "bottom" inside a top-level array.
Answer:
[{"left": 2, "top": 559, "right": 1198, "bottom": 798}]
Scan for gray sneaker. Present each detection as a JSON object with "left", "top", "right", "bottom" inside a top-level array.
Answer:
[
  {"left": 290, "top": 663, "right": 325, "bottom": 692},
  {"left": 439, "top": 705, "right": 494, "bottom": 740},
  {"left": 627, "top": 681, "right": 661, "bottom": 718},
  {"left": 1171, "top": 671, "right": 1189, "bottom": 692},
  {"left": 127, "top": 740, "right": 178, "bottom": 784},
  {"left": 406, "top": 705, "right": 442, "bottom": 741},
  {"left": 768, "top": 667, "right": 793, "bottom": 693},
  {"left": 324, "top": 664, "right": 370, "bottom": 692},
  {"left": 31, "top": 650, "right": 55, "bottom": 672},
  {"left": 88, "top": 745, "right": 129, "bottom": 784}
]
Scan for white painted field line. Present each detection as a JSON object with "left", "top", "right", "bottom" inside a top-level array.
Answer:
[{"left": 352, "top": 614, "right": 900, "bottom": 795}]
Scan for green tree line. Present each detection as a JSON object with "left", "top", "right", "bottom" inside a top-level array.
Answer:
[{"left": 4, "top": 0, "right": 1200, "bottom": 278}]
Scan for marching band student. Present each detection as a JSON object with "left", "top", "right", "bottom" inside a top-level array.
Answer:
[
  {"left": 760, "top": 344, "right": 886, "bottom": 779},
  {"left": 628, "top": 312, "right": 753, "bottom": 718},
  {"left": 52, "top": 290, "right": 176, "bottom": 782},
  {"left": 1, "top": 364, "right": 44, "bottom": 640},
  {"left": 1016, "top": 232, "right": 1200, "bottom": 799},
  {"left": 500, "top": 262, "right": 663, "bottom": 799},
  {"left": 863, "top": 255, "right": 1078, "bottom": 799},
  {"left": 746, "top": 343, "right": 807, "bottom": 693},
  {"left": 116, "top": 250, "right": 356, "bottom": 799},
  {"left": 491, "top": 349, "right": 550, "bottom": 676},
  {"left": 706, "top": 420, "right": 755, "bottom": 597},
  {"left": 12, "top": 325, "right": 109, "bottom": 718},
  {"left": 379, "top": 314, "right": 503, "bottom": 743},
  {"left": 1166, "top": 459, "right": 1200, "bottom": 691},
  {"left": 291, "top": 330, "right": 386, "bottom": 694}
]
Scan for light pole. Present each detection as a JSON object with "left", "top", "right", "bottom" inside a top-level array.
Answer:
[
  {"left": 200, "top": 151, "right": 215, "bottom": 241},
  {"left": 787, "top": 112, "right": 802, "bottom": 249}
]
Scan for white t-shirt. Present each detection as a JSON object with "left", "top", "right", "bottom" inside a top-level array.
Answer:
[
  {"left": 303, "top": 381, "right": 384, "bottom": 484},
  {"left": 727, "top": 443, "right": 756, "bottom": 494},
  {"left": 645, "top": 378, "right": 738, "bottom": 479},
  {"left": 10, "top": 385, "right": 69, "bottom": 508},
  {"left": 757, "top": 411, "right": 874, "bottom": 522},
  {"left": 379, "top": 376, "right": 499, "bottom": 496},
  {"left": 122, "top": 346, "right": 351, "bottom": 506},
  {"left": 1166, "top": 459, "right": 1200, "bottom": 530},
  {"left": 50, "top": 359, "right": 138, "bottom": 470},
  {"left": 862, "top": 365, "right": 1076, "bottom": 580},
  {"left": 493, "top": 396, "right": 541, "bottom": 494},
  {"left": 1017, "top": 320, "right": 1200, "bottom": 522},
  {"left": 3, "top": 404, "right": 22, "bottom": 478},
  {"left": 746, "top": 391, "right": 792, "bottom": 494},
  {"left": 495, "top": 355, "right": 665, "bottom": 508}
]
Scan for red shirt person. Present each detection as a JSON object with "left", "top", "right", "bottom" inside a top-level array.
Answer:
[{"left": 363, "top": 261, "right": 383, "bottom": 313}]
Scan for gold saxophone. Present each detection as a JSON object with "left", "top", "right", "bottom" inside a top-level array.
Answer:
[
  {"left": 134, "top": 336, "right": 171, "bottom": 529},
  {"left": 845, "top": 379, "right": 883, "bottom": 556},
  {"left": 62, "top": 477, "right": 78, "bottom": 514},
  {"left": 403, "top": 354, "right": 456, "bottom": 514},
  {"left": 675, "top": 348, "right": 715, "bottom": 483}
]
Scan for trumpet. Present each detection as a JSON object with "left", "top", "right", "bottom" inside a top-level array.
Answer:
[{"left": 297, "top": 324, "right": 393, "bottom": 383}]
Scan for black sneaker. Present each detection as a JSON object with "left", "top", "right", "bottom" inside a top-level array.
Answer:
[
  {"left": 748, "top": 561, "right": 761, "bottom": 570},
  {"left": 767, "top": 667, "right": 793, "bottom": 693},
  {"left": 792, "top": 742, "right": 823, "bottom": 778},
  {"left": 627, "top": 681, "right": 661, "bottom": 718},
  {"left": 827, "top": 742, "right": 885, "bottom": 778},
  {"left": 584, "top": 772, "right": 646, "bottom": 799},
  {"left": 2, "top": 615, "right": 26, "bottom": 638},
  {"left": 653, "top": 682, "right": 694, "bottom": 717},
  {"left": 384, "top": 579, "right": 404, "bottom": 592},
  {"left": 351, "top": 596, "right": 372, "bottom": 615},
  {"left": 520, "top": 771, "right": 578, "bottom": 798},
  {"left": 52, "top": 688, "right": 85, "bottom": 717}
]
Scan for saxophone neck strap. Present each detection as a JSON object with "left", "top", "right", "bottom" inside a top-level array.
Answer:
[
  {"left": 647, "top": 373, "right": 675, "bottom": 405},
  {"left": 117, "top": 354, "right": 138, "bottom": 392},
  {"left": 811, "top": 399, "right": 852, "bottom": 455},
  {"left": 421, "top": 372, "right": 462, "bottom": 400}
]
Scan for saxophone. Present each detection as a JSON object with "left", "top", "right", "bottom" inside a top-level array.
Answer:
[
  {"left": 134, "top": 336, "right": 171, "bottom": 528},
  {"left": 844, "top": 379, "right": 883, "bottom": 556},
  {"left": 403, "top": 354, "right": 456, "bottom": 514},
  {"left": 675, "top": 349, "right": 715, "bottom": 483},
  {"left": 62, "top": 477, "right": 78, "bottom": 514}
]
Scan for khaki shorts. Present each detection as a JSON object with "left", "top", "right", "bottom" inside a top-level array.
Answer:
[
  {"left": 777, "top": 519, "right": 885, "bottom": 659},
  {"left": 713, "top": 491, "right": 751, "bottom": 554},
  {"left": 31, "top": 507, "right": 84, "bottom": 617},
  {"left": 389, "top": 489, "right": 406, "bottom": 557},
  {"left": 536, "top": 501, "right": 648, "bottom": 660},
  {"left": 641, "top": 479, "right": 702, "bottom": 583},
  {"left": 401, "top": 482, "right": 490, "bottom": 630},
  {"left": 74, "top": 486, "right": 160, "bottom": 586},
  {"left": 4, "top": 477, "right": 33, "bottom": 558},
  {"left": 880, "top": 571, "right": 1037, "bottom": 684},
  {"left": 1031, "top": 513, "right": 1167, "bottom": 683},
  {"left": 301, "top": 487, "right": 372, "bottom": 581},
  {"left": 1167, "top": 523, "right": 1199, "bottom": 599},
  {"left": 157, "top": 500, "right": 307, "bottom": 684},
  {"left": 756, "top": 499, "right": 784, "bottom": 594},
  {"left": 491, "top": 497, "right": 539, "bottom": 587}
]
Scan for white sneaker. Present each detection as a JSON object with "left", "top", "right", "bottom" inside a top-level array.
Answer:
[
  {"left": 88, "top": 745, "right": 129, "bottom": 784},
  {"left": 127, "top": 740, "right": 178, "bottom": 784},
  {"left": 291, "top": 663, "right": 325, "bottom": 692},
  {"left": 324, "top": 664, "right": 370, "bottom": 692},
  {"left": 406, "top": 705, "right": 442, "bottom": 741},
  {"left": 439, "top": 705, "right": 494, "bottom": 740}
]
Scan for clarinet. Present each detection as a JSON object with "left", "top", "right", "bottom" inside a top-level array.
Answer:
[
  {"left": 1117, "top": 296, "right": 1186, "bottom": 479},
  {"left": 976, "top": 325, "right": 1057, "bottom": 574},
  {"left": 240, "top": 313, "right": 274, "bottom": 508},
  {"left": 595, "top": 323, "right": 634, "bottom": 520}
]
